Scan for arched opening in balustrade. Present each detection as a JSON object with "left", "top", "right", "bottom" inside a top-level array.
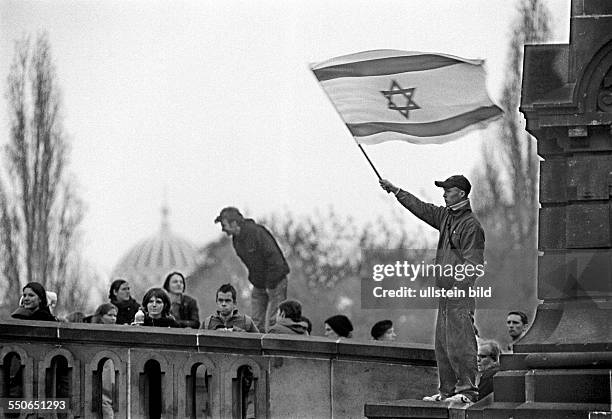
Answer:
[
  {"left": 1, "top": 352, "right": 23, "bottom": 398},
  {"left": 186, "top": 363, "right": 211, "bottom": 419},
  {"left": 232, "top": 365, "right": 257, "bottom": 419},
  {"left": 92, "top": 358, "right": 116, "bottom": 419},
  {"left": 45, "top": 355, "right": 71, "bottom": 419},
  {"left": 140, "top": 359, "right": 163, "bottom": 419}
]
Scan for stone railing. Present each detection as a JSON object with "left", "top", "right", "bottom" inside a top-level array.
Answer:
[{"left": 0, "top": 320, "right": 436, "bottom": 418}]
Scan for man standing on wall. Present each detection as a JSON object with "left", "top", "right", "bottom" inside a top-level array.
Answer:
[
  {"left": 215, "top": 207, "right": 289, "bottom": 332},
  {"left": 380, "top": 175, "right": 485, "bottom": 405}
]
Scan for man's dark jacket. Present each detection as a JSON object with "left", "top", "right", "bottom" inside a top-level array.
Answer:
[
  {"left": 396, "top": 191, "right": 485, "bottom": 290},
  {"left": 232, "top": 219, "right": 289, "bottom": 289}
]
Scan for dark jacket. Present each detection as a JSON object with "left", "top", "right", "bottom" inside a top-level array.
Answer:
[
  {"left": 169, "top": 294, "right": 200, "bottom": 328},
  {"left": 202, "top": 309, "right": 259, "bottom": 332},
  {"left": 232, "top": 219, "right": 290, "bottom": 289},
  {"left": 11, "top": 307, "right": 57, "bottom": 322},
  {"left": 268, "top": 317, "right": 309, "bottom": 335},
  {"left": 396, "top": 192, "right": 485, "bottom": 290},
  {"left": 143, "top": 314, "right": 180, "bottom": 328},
  {"left": 478, "top": 364, "right": 500, "bottom": 400},
  {"left": 112, "top": 298, "right": 141, "bottom": 325}
]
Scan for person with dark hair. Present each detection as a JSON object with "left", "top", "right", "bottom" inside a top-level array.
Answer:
[
  {"left": 141, "top": 288, "right": 179, "bottom": 328},
  {"left": 268, "top": 299, "right": 309, "bottom": 335},
  {"left": 11, "top": 282, "right": 57, "bottom": 321},
  {"left": 162, "top": 271, "right": 200, "bottom": 328},
  {"left": 87, "top": 303, "right": 118, "bottom": 324},
  {"left": 108, "top": 279, "right": 140, "bottom": 325},
  {"left": 214, "top": 207, "right": 289, "bottom": 332},
  {"left": 324, "top": 314, "right": 353, "bottom": 339},
  {"left": 476, "top": 340, "right": 501, "bottom": 400},
  {"left": 201, "top": 283, "right": 258, "bottom": 332},
  {"left": 371, "top": 320, "right": 397, "bottom": 341},
  {"left": 380, "top": 175, "right": 484, "bottom": 405},
  {"left": 506, "top": 311, "right": 529, "bottom": 352}
]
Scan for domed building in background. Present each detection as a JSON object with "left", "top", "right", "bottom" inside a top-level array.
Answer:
[{"left": 111, "top": 205, "right": 200, "bottom": 298}]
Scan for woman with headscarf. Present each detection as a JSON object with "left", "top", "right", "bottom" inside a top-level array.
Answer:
[
  {"left": 108, "top": 279, "right": 140, "bottom": 325},
  {"left": 11, "top": 282, "right": 57, "bottom": 321},
  {"left": 141, "top": 288, "right": 180, "bottom": 328},
  {"left": 162, "top": 271, "right": 200, "bottom": 328},
  {"left": 324, "top": 314, "right": 353, "bottom": 339}
]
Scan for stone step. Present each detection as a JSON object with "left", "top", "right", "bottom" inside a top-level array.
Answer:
[
  {"left": 492, "top": 370, "right": 527, "bottom": 402},
  {"left": 364, "top": 399, "right": 449, "bottom": 418},
  {"left": 479, "top": 401, "right": 611, "bottom": 419},
  {"left": 364, "top": 398, "right": 611, "bottom": 419},
  {"left": 493, "top": 369, "right": 610, "bottom": 404}
]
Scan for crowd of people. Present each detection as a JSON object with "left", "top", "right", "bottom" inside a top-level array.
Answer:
[
  {"left": 8, "top": 199, "right": 532, "bottom": 406},
  {"left": 9, "top": 279, "right": 529, "bottom": 345},
  {"left": 8, "top": 272, "right": 529, "bottom": 408}
]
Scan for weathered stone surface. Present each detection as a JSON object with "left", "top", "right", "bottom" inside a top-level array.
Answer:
[
  {"left": 333, "top": 359, "right": 438, "bottom": 418},
  {"left": 268, "top": 356, "right": 332, "bottom": 419},
  {"left": 0, "top": 321, "right": 437, "bottom": 418},
  {"left": 538, "top": 208, "right": 566, "bottom": 250},
  {"left": 539, "top": 158, "right": 567, "bottom": 203}
]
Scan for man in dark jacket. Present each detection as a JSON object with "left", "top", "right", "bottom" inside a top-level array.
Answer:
[
  {"left": 476, "top": 340, "right": 501, "bottom": 400},
  {"left": 268, "top": 299, "right": 309, "bottom": 335},
  {"left": 215, "top": 207, "right": 289, "bottom": 332},
  {"left": 380, "top": 175, "right": 485, "bottom": 405},
  {"left": 202, "top": 283, "right": 259, "bottom": 332}
]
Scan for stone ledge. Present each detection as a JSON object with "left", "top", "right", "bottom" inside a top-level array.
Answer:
[
  {"left": 338, "top": 340, "right": 436, "bottom": 365},
  {"left": 364, "top": 399, "right": 449, "bottom": 418},
  {"left": 261, "top": 333, "right": 337, "bottom": 358},
  {"left": 0, "top": 320, "right": 436, "bottom": 365}
]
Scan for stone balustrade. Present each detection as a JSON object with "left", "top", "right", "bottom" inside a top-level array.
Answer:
[{"left": 0, "top": 320, "right": 436, "bottom": 418}]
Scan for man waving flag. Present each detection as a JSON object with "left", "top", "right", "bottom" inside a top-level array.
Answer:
[{"left": 311, "top": 50, "right": 502, "bottom": 145}]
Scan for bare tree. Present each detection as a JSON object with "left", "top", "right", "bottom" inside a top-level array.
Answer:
[
  {"left": 471, "top": 0, "right": 550, "bottom": 251},
  {"left": 1, "top": 33, "right": 87, "bottom": 314}
]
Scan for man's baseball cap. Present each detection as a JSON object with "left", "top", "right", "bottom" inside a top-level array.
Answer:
[
  {"left": 434, "top": 175, "right": 471, "bottom": 195},
  {"left": 214, "top": 206, "right": 243, "bottom": 223}
]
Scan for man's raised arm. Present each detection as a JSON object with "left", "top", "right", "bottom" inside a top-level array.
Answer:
[{"left": 379, "top": 179, "right": 445, "bottom": 230}]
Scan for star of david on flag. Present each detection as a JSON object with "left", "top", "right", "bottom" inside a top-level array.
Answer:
[{"left": 310, "top": 49, "right": 502, "bottom": 145}]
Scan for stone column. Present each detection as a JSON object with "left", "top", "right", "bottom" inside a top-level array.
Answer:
[{"left": 519, "top": 0, "right": 612, "bottom": 355}]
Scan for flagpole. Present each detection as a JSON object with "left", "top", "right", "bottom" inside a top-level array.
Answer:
[{"left": 356, "top": 143, "right": 382, "bottom": 180}]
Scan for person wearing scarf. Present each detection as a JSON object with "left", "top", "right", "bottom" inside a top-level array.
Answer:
[
  {"left": 11, "top": 282, "right": 57, "bottom": 322},
  {"left": 108, "top": 279, "right": 141, "bottom": 325}
]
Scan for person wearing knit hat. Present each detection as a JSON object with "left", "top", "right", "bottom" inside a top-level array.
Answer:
[
  {"left": 324, "top": 314, "right": 353, "bottom": 339},
  {"left": 371, "top": 320, "right": 397, "bottom": 342},
  {"left": 11, "top": 282, "right": 57, "bottom": 322}
]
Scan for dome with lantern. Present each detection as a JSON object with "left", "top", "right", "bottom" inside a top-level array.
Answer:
[{"left": 111, "top": 205, "right": 200, "bottom": 297}]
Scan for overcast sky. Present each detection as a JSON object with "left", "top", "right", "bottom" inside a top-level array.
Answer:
[{"left": 0, "top": 0, "right": 570, "bottom": 278}]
